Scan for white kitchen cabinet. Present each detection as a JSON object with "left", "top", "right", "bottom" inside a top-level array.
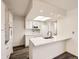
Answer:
[
  {"left": 29, "top": 38, "right": 67, "bottom": 59},
  {"left": 32, "top": 21, "right": 41, "bottom": 29},
  {"left": 26, "top": 21, "right": 41, "bottom": 29}
]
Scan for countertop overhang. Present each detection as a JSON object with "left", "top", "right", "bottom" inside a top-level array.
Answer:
[{"left": 30, "top": 35, "right": 72, "bottom": 47}]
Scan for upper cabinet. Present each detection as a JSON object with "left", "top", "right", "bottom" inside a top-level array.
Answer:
[
  {"left": 32, "top": 21, "right": 41, "bottom": 29},
  {"left": 26, "top": 20, "right": 41, "bottom": 30}
]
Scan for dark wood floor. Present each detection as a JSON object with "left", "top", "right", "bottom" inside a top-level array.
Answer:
[
  {"left": 53, "top": 52, "right": 78, "bottom": 59},
  {"left": 10, "top": 46, "right": 78, "bottom": 59},
  {"left": 10, "top": 45, "right": 29, "bottom": 59}
]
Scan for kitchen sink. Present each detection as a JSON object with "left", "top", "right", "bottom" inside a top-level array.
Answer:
[{"left": 44, "top": 37, "right": 54, "bottom": 39}]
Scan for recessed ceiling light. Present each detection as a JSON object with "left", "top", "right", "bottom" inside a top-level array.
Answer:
[{"left": 33, "top": 16, "right": 51, "bottom": 21}]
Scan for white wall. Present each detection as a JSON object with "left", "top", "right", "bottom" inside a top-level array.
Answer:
[
  {"left": 13, "top": 16, "right": 25, "bottom": 47},
  {"left": 1, "top": 1, "right": 6, "bottom": 59},
  {"left": 57, "top": 18, "right": 64, "bottom": 37},
  {"left": 66, "top": 9, "right": 78, "bottom": 56},
  {"left": 61, "top": 8, "right": 78, "bottom": 56}
]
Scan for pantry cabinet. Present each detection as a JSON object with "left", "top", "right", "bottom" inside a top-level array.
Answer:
[{"left": 26, "top": 20, "right": 41, "bottom": 30}]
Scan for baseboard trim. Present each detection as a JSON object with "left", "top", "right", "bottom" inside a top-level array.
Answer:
[
  {"left": 13, "top": 45, "right": 25, "bottom": 51},
  {"left": 13, "top": 45, "right": 25, "bottom": 48}
]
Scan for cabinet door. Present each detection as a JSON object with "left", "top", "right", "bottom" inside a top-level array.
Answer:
[
  {"left": 26, "top": 21, "right": 41, "bottom": 29},
  {"left": 32, "top": 21, "right": 41, "bottom": 29}
]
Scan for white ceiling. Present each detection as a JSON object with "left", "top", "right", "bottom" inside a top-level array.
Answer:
[
  {"left": 40, "top": 0, "right": 78, "bottom": 11},
  {"left": 4, "top": 0, "right": 32, "bottom": 16},
  {"left": 3, "top": 0, "right": 77, "bottom": 16}
]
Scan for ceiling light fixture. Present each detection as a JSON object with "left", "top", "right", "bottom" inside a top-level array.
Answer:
[{"left": 33, "top": 16, "right": 51, "bottom": 21}]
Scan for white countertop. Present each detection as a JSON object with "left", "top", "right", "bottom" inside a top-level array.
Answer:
[{"left": 30, "top": 35, "right": 72, "bottom": 46}]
